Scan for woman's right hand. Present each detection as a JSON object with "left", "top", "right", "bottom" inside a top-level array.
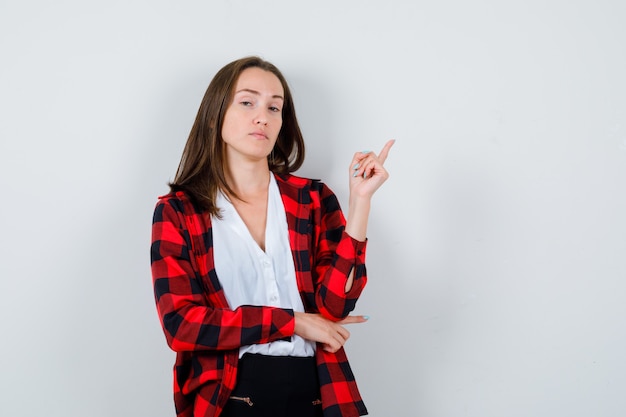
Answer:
[{"left": 293, "top": 312, "right": 367, "bottom": 353}]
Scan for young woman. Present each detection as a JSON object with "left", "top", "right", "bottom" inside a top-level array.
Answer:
[{"left": 151, "top": 56, "right": 393, "bottom": 417}]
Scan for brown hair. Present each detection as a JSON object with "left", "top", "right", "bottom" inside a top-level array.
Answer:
[{"left": 169, "top": 56, "right": 305, "bottom": 215}]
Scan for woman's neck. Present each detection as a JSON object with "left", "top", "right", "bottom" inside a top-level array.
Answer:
[{"left": 225, "top": 161, "right": 271, "bottom": 199}]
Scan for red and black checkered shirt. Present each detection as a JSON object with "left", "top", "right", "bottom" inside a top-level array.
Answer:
[{"left": 151, "top": 173, "right": 369, "bottom": 417}]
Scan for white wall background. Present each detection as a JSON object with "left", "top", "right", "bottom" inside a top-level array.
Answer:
[{"left": 1, "top": 1, "right": 625, "bottom": 416}]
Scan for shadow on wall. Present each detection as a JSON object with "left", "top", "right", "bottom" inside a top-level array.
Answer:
[{"left": 287, "top": 73, "right": 335, "bottom": 180}]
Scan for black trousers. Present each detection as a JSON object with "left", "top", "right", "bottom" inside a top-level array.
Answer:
[{"left": 220, "top": 353, "right": 324, "bottom": 417}]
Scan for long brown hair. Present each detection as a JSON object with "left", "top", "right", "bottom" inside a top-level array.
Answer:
[{"left": 169, "top": 56, "right": 306, "bottom": 215}]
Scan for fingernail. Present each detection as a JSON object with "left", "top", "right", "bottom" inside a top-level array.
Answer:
[
  {"left": 362, "top": 150, "right": 370, "bottom": 154},
  {"left": 352, "top": 163, "right": 360, "bottom": 170},
  {"left": 363, "top": 172, "right": 367, "bottom": 179},
  {"left": 353, "top": 171, "right": 358, "bottom": 177},
  {"left": 363, "top": 315, "right": 370, "bottom": 320}
]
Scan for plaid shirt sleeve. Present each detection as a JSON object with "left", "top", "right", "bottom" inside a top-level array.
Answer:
[
  {"left": 151, "top": 195, "right": 296, "bottom": 352},
  {"left": 310, "top": 180, "right": 368, "bottom": 321},
  {"left": 279, "top": 176, "right": 368, "bottom": 322}
]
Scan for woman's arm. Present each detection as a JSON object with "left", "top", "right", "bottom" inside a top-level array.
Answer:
[
  {"left": 344, "top": 139, "right": 395, "bottom": 290},
  {"left": 311, "top": 140, "right": 395, "bottom": 318},
  {"left": 151, "top": 198, "right": 295, "bottom": 352}
]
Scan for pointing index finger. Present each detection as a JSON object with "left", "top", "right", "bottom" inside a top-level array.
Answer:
[{"left": 378, "top": 139, "right": 395, "bottom": 164}]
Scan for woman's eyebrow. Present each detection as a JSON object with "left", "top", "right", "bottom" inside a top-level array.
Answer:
[{"left": 236, "top": 88, "right": 284, "bottom": 100}]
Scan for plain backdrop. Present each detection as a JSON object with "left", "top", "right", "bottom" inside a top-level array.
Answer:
[{"left": 1, "top": 1, "right": 625, "bottom": 416}]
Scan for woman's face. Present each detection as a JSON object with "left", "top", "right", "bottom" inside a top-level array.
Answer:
[{"left": 221, "top": 67, "right": 284, "bottom": 165}]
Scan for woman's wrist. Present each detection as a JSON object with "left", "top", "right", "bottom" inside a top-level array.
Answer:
[{"left": 345, "top": 196, "right": 371, "bottom": 241}]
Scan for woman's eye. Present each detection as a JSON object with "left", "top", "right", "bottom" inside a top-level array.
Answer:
[
  {"left": 240, "top": 101, "right": 252, "bottom": 107},
  {"left": 269, "top": 106, "right": 281, "bottom": 112}
]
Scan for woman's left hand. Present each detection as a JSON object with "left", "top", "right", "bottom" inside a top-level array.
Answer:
[
  {"left": 349, "top": 139, "right": 395, "bottom": 200},
  {"left": 344, "top": 139, "right": 394, "bottom": 243}
]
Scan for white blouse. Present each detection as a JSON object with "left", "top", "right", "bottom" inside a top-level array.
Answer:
[{"left": 212, "top": 175, "right": 316, "bottom": 358}]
